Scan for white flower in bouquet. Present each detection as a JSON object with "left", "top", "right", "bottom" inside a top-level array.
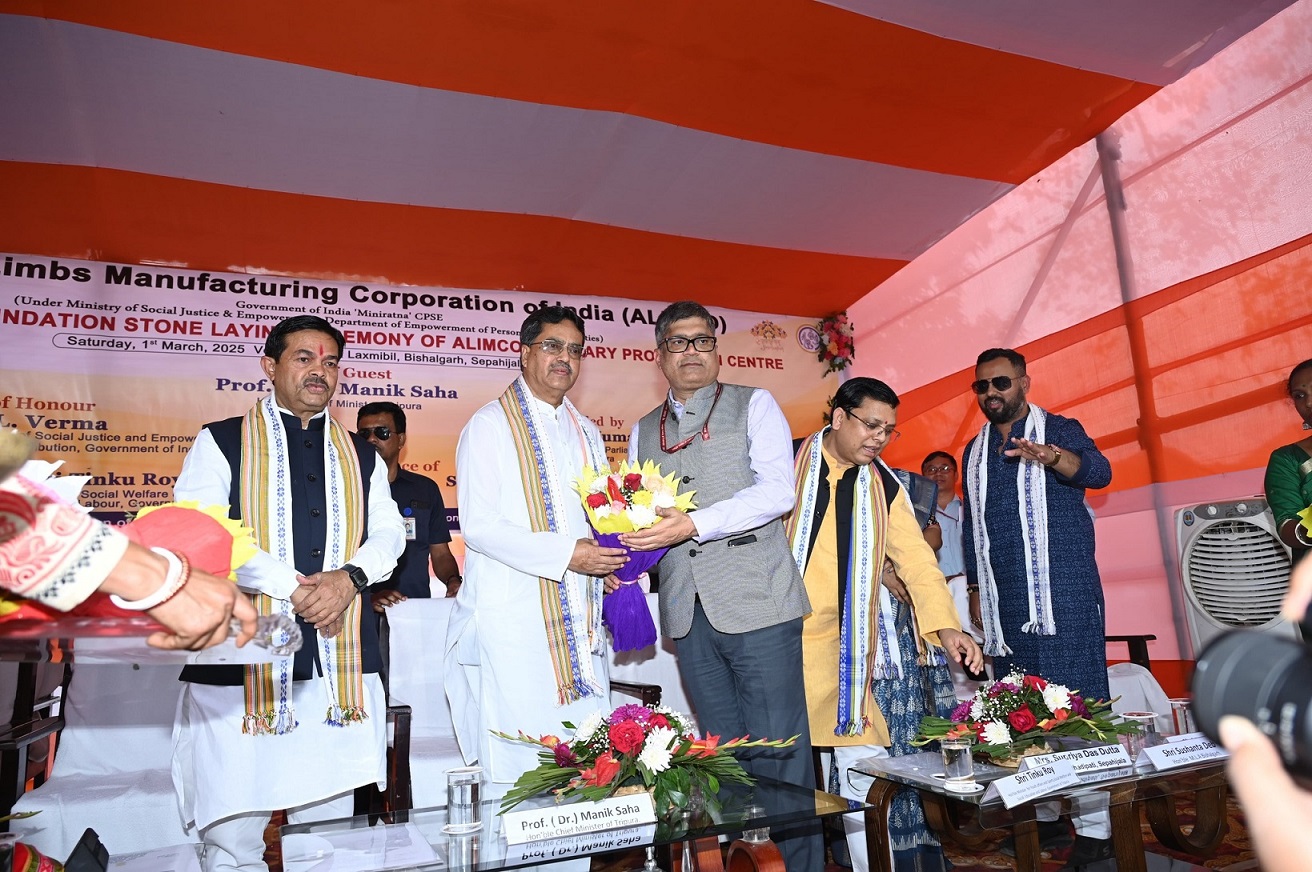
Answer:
[
  {"left": 625, "top": 503, "right": 657, "bottom": 528},
  {"left": 982, "top": 721, "right": 1012, "bottom": 746},
  {"left": 1041, "top": 683, "right": 1073, "bottom": 712},
  {"left": 650, "top": 491, "right": 676, "bottom": 510},
  {"left": 594, "top": 504, "right": 613, "bottom": 519},
  {"left": 637, "top": 726, "right": 678, "bottom": 773},
  {"left": 969, "top": 697, "right": 985, "bottom": 720},
  {"left": 572, "top": 710, "right": 604, "bottom": 743},
  {"left": 589, "top": 475, "right": 610, "bottom": 493}
]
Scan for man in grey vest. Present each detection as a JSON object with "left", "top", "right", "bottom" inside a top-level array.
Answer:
[{"left": 623, "top": 301, "right": 819, "bottom": 871}]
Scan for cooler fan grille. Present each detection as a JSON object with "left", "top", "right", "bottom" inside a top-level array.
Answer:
[{"left": 1183, "top": 519, "right": 1291, "bottom": 629}]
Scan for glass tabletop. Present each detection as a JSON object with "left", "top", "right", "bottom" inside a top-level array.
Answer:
[
  {"left": 852, "top": 745, "right": 1226, "bottom": 815},
  {"left": 281, "top": 775, "right": 864, "bottom": 872}
]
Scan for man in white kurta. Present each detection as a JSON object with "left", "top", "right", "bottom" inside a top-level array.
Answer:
[
  {"left": 447, "top": 306, "right": 627, "bottom": 794},
  {"left": 172, "top": 317, "right": 405, "bottom": 872}
]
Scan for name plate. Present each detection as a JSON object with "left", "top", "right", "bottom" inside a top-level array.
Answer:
[
  {"left": 1142, "top": 737, "right": 1228, "bottom": 771},
  {"left": 984, "top": 760, "right": 1081, "bottom": 809},
  {"left": 502, "top": 793, "right": 657, "bottom": 844},
  {"left": 1020, "top": 743, "right": 1132, "bottom": 775},
  {"left": 504, "top": 823, "right": 656, "bottom": 863}
]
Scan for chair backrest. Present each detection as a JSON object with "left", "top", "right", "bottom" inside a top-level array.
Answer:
[
  {"left": 51, "top": 663, "right": 183, "bottom": 778},
  {"left": 385, "top": 598, "right": 457, "bottom": 739},
  {"left": 1107, "top": 662, "right": 1173, "bottom": 734}
]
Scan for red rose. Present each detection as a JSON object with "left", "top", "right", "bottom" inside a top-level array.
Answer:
[
  {"left": 648, "top": 713, "right": 670, "bottom": 731},
  {"left": 581, "top": 752, "right": 621, "bottom": 787},
  {"left": 609, "top": 720, "right": 646, "bottom": 755},
  {"left": 1008, "top": 706, "right": 1038, "bottom": 733},
  {"left": 1023, "top": 675, "right": 1048, "bottom": 692},
  {"left": 586, "top": 492, "right": 609, "bottom": 509},
  {"left": 624, "top": 473, "right": 644, "bottom": 491}
]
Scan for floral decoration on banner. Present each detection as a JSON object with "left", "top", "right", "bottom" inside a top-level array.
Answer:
[
  {"left": 913, "top": 671, "right": 1137, "bottom": 758},
  {"left": 817, "top": 311, "right": 854, "bottom": 375},
  {"left": 494, "top": 703, "right": 797, "bottom": 813}
]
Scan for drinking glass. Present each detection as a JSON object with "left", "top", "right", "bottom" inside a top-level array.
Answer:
[
  {"left": 1120, "top": 712, "right": 1159, "bottom": 759},
  {"left": 742, "top": 804, "right": 770, "bottom": 843},
  {"left": 443, "top": 765, "right": 484, "bottom": 834},
  {"left": 1169, "top": 698, "right": 1196, "bottom": 735},
  {"left": 940, "top": 736, "right": 975, "bottom": 790}
]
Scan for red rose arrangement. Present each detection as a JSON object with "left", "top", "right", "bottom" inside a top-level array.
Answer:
[
  {"left": 494, "top": 703, "right": 796, "bottom": 814},
  {"left": 913, "top": 670, "right": 1136, "bottom": 758}
]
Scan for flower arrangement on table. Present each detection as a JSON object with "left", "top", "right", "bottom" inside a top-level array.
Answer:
[
  {"left": 913, "top": 671, "right": 1137, "bottom": 763},
  {"left": 494, "top": 703, "right": 797, "bottom": 814},
  {"left": 816, "top": 311, "right": 854, "bottom": 375},
  {"left": 571, "top": 460, "right": 696, "bottom": 651}
]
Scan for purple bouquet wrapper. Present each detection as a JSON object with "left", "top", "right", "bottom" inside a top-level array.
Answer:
[{"left": 595, "top": 531, "right": 665, "bottom": 652}]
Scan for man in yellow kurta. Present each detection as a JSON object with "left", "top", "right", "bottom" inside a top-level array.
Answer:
[{"left": 788, "top": 377, "right": 983, "bottom": 872}]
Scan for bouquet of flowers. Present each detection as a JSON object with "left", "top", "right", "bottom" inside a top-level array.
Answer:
[
  {"left": 494, "top": 703, "right": 796, "bottom": 814},
  {"left": 913, "top": 671, "right": 1137, "bottom": 760},
  {"left": 572, "top": 460, "right": 696, "bottom": 651},
  {"left": 817, "top": 311, "right": 854, "bottom": 375}
]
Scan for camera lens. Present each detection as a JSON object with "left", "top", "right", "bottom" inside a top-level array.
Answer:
[{"left": 1191, "top": 629, "right": 1312, "bottom": 778}]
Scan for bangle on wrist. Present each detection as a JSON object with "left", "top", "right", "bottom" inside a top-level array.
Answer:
[
  {"left": 1046, "top": 445, "right": 1063, "bottom": 467},
  {"left": 111, "top": 547, "right": 192, "bottom": 611},
  {"left": 1293, "top": 522, "right": 1312, "bottom": 548}
]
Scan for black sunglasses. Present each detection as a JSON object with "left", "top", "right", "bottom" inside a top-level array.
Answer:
[
  {"left": 971, "top": 376, "right": 1014, "bottom": 395},
  {"left": 358, "top": 426, "right": 393, "bottom": 441}
]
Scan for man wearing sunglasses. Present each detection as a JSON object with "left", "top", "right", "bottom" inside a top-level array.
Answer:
[
  {"left": 357, "top": 402, "right": 461, "bottom": 609},
  {"left": 963, "top": 348, "right": 1115, "bottom": 864}
]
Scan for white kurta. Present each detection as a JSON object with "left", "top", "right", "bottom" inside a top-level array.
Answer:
[
  {"left": 171, "top": 402, "right": 404, "bottom": 830},
  {"left": 447, "top": 386, "right": 611, "bottom": 787}
]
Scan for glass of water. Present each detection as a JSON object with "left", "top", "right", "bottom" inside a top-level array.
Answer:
[
  {"left": 1169, "top": 698, "right": 1196, "bottom": 735},
  {"left": 940, "top": 736, "right": 975, "bottom": 791},
  {"left": 443, "top": 766, "right": 484, "bottom": 834}
]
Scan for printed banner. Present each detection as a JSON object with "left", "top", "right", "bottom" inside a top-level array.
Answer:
[{"left": 0, "top": 253, "right": 836, "bottom": 536}]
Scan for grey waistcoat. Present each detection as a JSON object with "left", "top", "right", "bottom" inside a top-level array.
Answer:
[{"left": 635, "top": 381, "right": 809, "bottom": 638}]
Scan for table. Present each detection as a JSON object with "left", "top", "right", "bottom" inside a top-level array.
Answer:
[
  {"left": 855, "top": 751, "right": 1228, "bottom": 872},
  {"left": 281, "top": 775, "right": 866, "bottom": 872}
]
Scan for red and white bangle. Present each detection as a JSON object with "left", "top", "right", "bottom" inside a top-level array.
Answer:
[{"left": 110, "top": 547, "right": 192, "bottom": 611}]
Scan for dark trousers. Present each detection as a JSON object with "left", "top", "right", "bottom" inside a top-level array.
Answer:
[{"left": 676, "top": 602, "right": 823, "bottom": 871}]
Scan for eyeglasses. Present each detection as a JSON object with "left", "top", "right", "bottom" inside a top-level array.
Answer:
[
  {"left": 844, "top": 411, "right": 899, "bottom": 441},
  {"left": 660, "top": 335, "right": 718, "bottom": 353},
  {"left": 528, "top": 339, "right": 585, "bottom": 358},
  {"left": 971, "top": 375, "right": 1015, "bottom": 394},
  {"left": 923, "top": 465, "right": 955, "bottom": 475},
  {"left": 357, "top": 426, "right": 393, "bottom": 441}
]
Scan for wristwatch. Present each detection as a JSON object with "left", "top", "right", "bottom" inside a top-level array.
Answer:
[{"left": 341, "top": 563, "right": 369, "bottom": 592}]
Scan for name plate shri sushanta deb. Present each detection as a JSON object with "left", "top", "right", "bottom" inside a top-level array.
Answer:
[{"left": 502, "top": 793, "right": 658, "bottom": 844}]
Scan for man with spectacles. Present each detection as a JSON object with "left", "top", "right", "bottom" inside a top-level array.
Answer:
[
  {"left": 623, "top": 300, "right": 821, "bottom": 872},
  {"left": 447, "top": 305, "right": 626, "bottom": 834},
  {"left": 789, "top": 377, "right": 982, "bottom": 872},
  {"left": 964, "top": 348, "right": 1115, "bottom": 864},
  {"left": 356, "top": 402, "right": 461, "bottom": 609}
]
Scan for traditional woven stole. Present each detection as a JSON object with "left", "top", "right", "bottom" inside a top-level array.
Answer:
[
  {"left": 498, "top": 377, "right": 609, "bottom": 705},
  {"left": 965, "top": 404, "right": 1054, "bottom": 658},
  {"left": 239, "top": 396, "right": 367, "bottom": 735},
  {"left": 786, "top": 430, "right": 895, "bottom": 736}
]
